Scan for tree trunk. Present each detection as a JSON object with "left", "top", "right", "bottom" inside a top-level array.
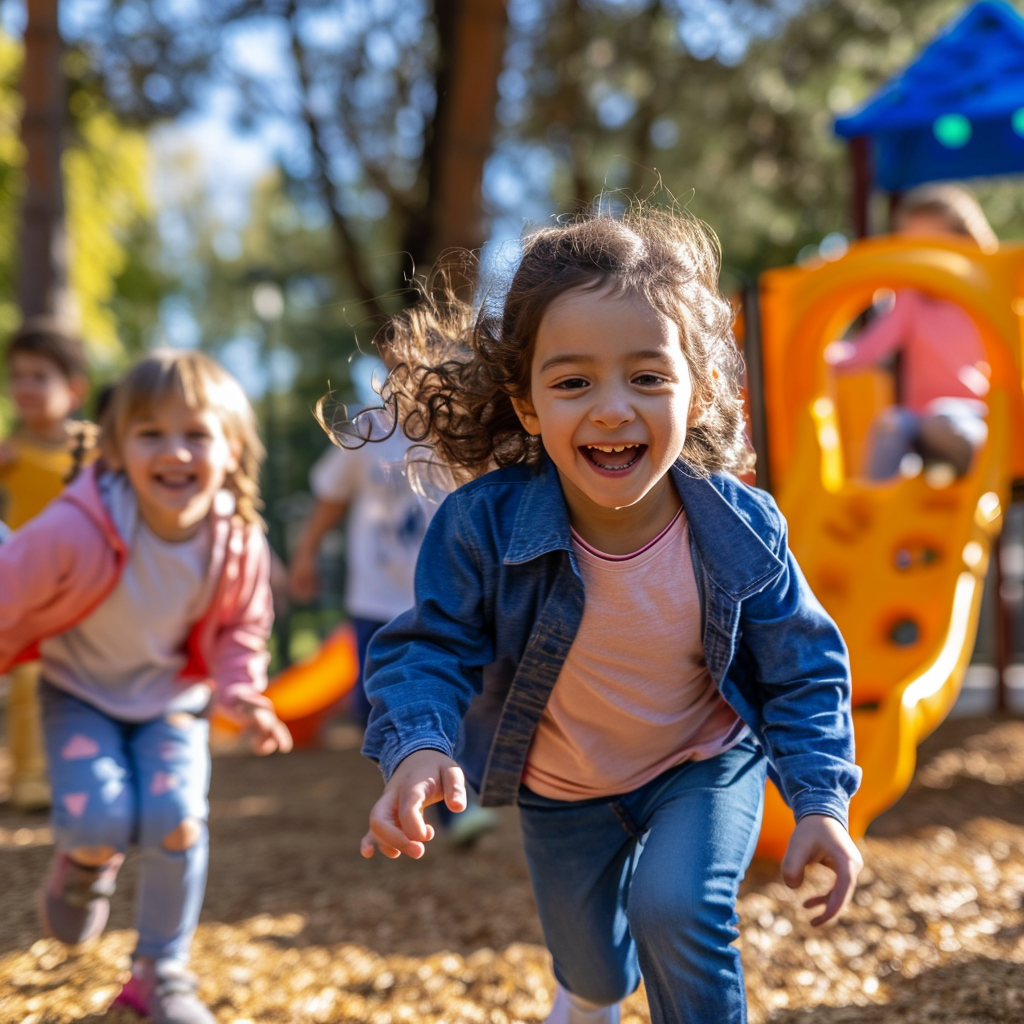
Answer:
[
  {"left": 18, "top": 0, "right": 72, "bottom": 322},
  {"left": 422, "top": 0, "right": 508, "bottom": 291}
]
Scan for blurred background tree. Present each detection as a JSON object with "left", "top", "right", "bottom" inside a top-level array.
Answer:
[
  {"left": 5, "top": 0, "right": 1024, "bottom": 658},
  {"left": 0, "top": 18, "right": 163, "bottom": 432}
]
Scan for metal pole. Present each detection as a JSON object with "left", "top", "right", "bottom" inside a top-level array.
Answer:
[
  {"left": 743, "top": 279, "right": 771, "bottom": 495},
  {"left": 850, "top": 136, "right": 871, "bottom": 239}
]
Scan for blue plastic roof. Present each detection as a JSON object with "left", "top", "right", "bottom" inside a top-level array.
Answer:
[{"left": 833, "top": 1, "right": 1024, "bottom": 190}]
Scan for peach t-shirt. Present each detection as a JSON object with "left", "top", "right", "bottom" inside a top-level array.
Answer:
[{"left": 522, "top": 506, "right": 748, "bottom": 800}]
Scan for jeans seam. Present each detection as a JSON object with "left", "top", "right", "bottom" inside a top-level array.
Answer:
[{"left": 610, "top": 800, "right": 641, "bottom": 839}]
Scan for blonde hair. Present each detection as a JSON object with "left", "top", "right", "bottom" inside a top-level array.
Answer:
[
  {"left": 100, "top": 349, "right": 265, "bottom": 526},
  {"left": 322, "top": 201, "right": 753, "bottom": 482},
  {"left": 895, "top": 183, "right": 998, "bottom": 252}
]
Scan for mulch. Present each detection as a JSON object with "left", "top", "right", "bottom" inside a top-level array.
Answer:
[{"left": 3, "top": 712, "right": 1024, "bottom": 1023}]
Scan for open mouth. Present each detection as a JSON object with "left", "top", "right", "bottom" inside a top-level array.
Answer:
[
  {"left": 154, "top": 474, "right": 197, "bottom": 491},
  {"left": 580, "top": 443, "right": 647, "bottom": 472}
]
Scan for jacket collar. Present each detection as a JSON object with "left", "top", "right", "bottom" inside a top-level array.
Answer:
[{"left": 504, "top": 457, "right": 782, "bottom": 599}]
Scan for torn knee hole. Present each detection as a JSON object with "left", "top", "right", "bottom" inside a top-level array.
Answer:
[
  {"left": 161, "top": 817, "right": 201, "bottom": 851},
  {"left": 69, "top": 844, "right": 118, "bottom": 866}
]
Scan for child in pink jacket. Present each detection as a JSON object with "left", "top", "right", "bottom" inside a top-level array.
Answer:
[
  {"left": 826, "top": 184, "right": 996, "bottom": 480},
  {"left": 0, "top": 349, "right": 291, "bottom": 1024}
]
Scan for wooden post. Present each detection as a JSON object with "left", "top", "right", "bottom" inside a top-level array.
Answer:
[
  {"left": 18, "top": 0, "right": 72, "bottom": 321},
  {"left": 850, "top": 136, "right": 871, "bottom": 239}
]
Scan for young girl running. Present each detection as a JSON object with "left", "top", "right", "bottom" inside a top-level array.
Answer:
[
  {"left": 0, "top": 349, "right": 292, "bottom": 1024},
  {"left": 352, "top": 205, "right": 863, "bottom": 1024}
]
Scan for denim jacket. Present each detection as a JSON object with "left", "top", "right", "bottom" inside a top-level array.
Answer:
[{"left": 363, "top": 457, "right": 861, "bottom": 827}]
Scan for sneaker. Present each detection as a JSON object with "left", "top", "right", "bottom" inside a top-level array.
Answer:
[
  {"left": 39, "top": 852, "right": 123, "bottom": 946},
  {"left": 112, "top": 960, "right": 216, "bottom": 1024},
  {"left": 546, "top": 984, "right": 621, "bottom": 1024},
  {"left": 444, "top": 803, "right": 498, "bottom": 849}
]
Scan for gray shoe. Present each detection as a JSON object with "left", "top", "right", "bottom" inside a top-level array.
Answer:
[
  {"left": 39, "top": 852, "right": 122, "bottom": 945},
  {"left": 112, "top": 960, "right": 216, "bottom": 1024},
  {"left": 444, "top": 803, "right": 498, "bottom": 849}
]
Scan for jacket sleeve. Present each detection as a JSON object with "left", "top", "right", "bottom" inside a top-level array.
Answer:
[
  {"left": 737, "top": 507, "right": 862, "bottom": 828},
  {"left": 0, "top": 502, "right": 109, "bottom": 671},
  {"left": 362, "top": 492, "right": 494, "bottom": 781},
  {"left": 206, "top": 524, "right": 274, "bottom": 707}
]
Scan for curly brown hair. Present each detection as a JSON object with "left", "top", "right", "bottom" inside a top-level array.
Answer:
[
  {"left": 100, "top": 348, "right": 266, "bottom": 526},
  {"left": 319, "top": 201, "right": 753, "bottom": 482}
]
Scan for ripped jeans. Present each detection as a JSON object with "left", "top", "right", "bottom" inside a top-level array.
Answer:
[{"left": 40, "top": 681, "right": 211, "bottom": 962}]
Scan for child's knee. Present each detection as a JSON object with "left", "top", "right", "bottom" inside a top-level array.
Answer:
[
  {"left": 68, "top": 843, "right": 119, "bottom": 866},
  {"left": 873, "top": 407, "right": 906, "bottom": 435},
  {"left": 160, "top": 817, "right": 202, "bottom": 852}
]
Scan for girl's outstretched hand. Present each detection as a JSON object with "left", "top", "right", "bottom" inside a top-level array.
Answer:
[
  {"left": 361, "top": 749, "right": 467, "bottom": 860},
  {"left": 781, "top": 814, "right": 863, "bottom": 927},
  {"left": 230, "top": 700, "right": 293, "bottom": 756}
]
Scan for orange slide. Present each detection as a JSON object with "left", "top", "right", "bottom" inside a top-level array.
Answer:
[
  {"left": 752, "top": 235, "right": 1024, "bottom": 860},
  {"left": 213, "top": 623, "right": 360, "bottom": 747}
]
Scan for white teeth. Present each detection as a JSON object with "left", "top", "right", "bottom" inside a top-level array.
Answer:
[{"left": 586, "top": 444, "right": 638, "bottom": 453}]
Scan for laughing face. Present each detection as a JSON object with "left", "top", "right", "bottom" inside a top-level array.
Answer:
[
  {"left": 113, "top": 391, "right": 240, "bottom": 542},
  {"left": 513, "top": 284, "right": 695, "bottom": 549}
]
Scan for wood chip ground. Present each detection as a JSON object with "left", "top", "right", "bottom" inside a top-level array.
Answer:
[{"left": 3, "top": 713, "right": 1024, "bottom": 1023}]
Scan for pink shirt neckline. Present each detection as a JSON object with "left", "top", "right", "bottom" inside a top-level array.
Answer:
[{"left": 570, "top": 505, "right": 685, "bottom": 563}]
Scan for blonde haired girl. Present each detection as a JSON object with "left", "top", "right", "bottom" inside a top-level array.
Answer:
[{"left": 0, "top": 348, "right": 291, "bottom": 1024}]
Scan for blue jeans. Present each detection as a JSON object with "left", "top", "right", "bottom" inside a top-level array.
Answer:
[
  {"left": 40, "top": 682, "right": 211, "bottom": 962},
  {"left": 518, "top": 736, "right": 766, "bottom": 1024},
  {"left": 866, "top": 398, "right": 987, "bottom": 480}
]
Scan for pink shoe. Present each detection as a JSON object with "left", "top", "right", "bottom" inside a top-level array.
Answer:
[
  {"left": 112, "top": 960, "right": 216, "bottom": 1024},
  {"left": 39, "top": 852, "right": 123, "bottom": 946}
]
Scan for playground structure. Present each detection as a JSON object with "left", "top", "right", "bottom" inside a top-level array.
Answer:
[
  {"left": 235, "top": 235, "right": 1024, "bottom": 846},
  {"left": 751, "top": 235, "right": 1024, "bottom": 859}
]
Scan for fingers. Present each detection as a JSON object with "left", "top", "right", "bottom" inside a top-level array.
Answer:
[
  {"left": 360, "top": 829, "right": 401, "bottom": 860},
  {"left": 272, "top": 718, "right": 294, "bottom": 753},
  {"left": 780, "top": 842, "right": 808, "bottom": 890},
  {"left": 441, "top": 764, "right": 467, "bottom": 814},
  {"left": 365, "top": 750, "right": 464, "bottom": 863},
  {"left": 370, "top": 793, "right": 429, "bottom": 859},
  {"left": 809, "top": 860, "right": 858, "bottom": 927},
  {"left": 782, "top": 816, "right": 863, "bottom": 927},
  {"left": 247, "top": 712, "right": 293, "bottom": 755},
  {"left": 397, "top": 783, "right": 436, "bottom": 846}
]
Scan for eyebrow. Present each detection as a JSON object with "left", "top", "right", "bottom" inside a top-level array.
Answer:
[{"left": 539, "top": 349, "right": 672, "bottom": 373}]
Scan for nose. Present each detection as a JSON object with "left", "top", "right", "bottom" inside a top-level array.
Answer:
[
  {"left": 589, "top": 383, "right": 635, "bottom": 429},
  {"left": 163, "top": 434, "right": 193, "bottom": 461}
]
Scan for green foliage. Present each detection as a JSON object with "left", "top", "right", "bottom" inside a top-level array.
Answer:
[
  {"left": 153, "top": 165, "right": 363, "bottom": 537},
  {"left": 507, "top": 0, "right": 1024, "bottom": 274}
]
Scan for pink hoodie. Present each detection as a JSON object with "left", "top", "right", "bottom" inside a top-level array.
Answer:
[
  {"left": 0, "top": 463, "right": 273, "bottom": 710},
  {"left": 830, "top": 288, "right": 989, "bottom": 412}
]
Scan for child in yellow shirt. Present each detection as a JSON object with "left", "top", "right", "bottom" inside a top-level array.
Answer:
[{"left": 0, "top": 317, "right": 93, "bottom": 810}]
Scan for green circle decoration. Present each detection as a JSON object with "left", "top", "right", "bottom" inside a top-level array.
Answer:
[
  {"left": 933, "top": 113, "right": 972, "bottom": 149},
  {"left": 1012, "top": 108, "right": 1024, "bottom": 138}
]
